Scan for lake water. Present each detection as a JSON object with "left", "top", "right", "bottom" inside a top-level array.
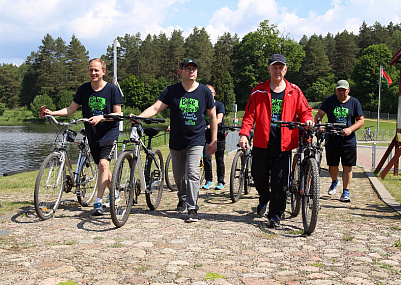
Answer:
[{"left": 0, "top": 124, "right": 81, "bottom": 176}]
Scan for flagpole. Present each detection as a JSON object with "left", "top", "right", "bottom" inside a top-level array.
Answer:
[{"left": 377, "top": 65, "right": 382, "bottom": 140}]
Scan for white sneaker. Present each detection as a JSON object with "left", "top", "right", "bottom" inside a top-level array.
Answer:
[
  {"left": 328, "top": 179, "right": 339, "bottom": 195},
  {"left": 103, "top": 191, "right": 120, "bottom": 208}
]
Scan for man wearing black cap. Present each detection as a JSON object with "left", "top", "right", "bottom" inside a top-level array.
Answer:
[
  {"left": 137, "top": 59, "right": 217, "bottom": 222},
  {"left": 239, "top": 54, "right": 313, "bottom": 228},
  {"left": 315, "top": 79, "right": 364, "bottom": 202}
]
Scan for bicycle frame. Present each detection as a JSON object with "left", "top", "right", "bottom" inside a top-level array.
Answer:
[
  {"left": 45, "top": 115, "right": 96, "bottom": 191},
  {"left": 121, "top": 123, "right": 160, "bottom": 194}
]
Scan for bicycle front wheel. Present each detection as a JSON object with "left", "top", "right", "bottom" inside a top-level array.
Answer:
[
  {"left": 290, "top": 154, "right": 301, "bottom": 217},
  {"left": 110, "top": 151, "right": 135, "bottom": 228},
  {"left": 243, "top": 155, "right": 252, "bottom": 195},
  {"left": 230, "top": 150, "right": 245, "bottom": 203},
  {"left": 302, "top": 158, "right": 320, "bottom": 234},
  {"left": 34, "top": 153, "right": 65, "bottom": 220},
  {"left": 146, "top": 149, "right": 164, "bottom": 210},
  {"left": 164, "top": 152, "right": 177, "bottom": 191},
  {"left": 76, "top": 155, "right": 98, "bottom": 207}
]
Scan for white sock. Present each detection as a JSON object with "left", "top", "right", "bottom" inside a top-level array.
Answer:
[{"left": 95, "top": 198, "right": 102, "bottom": 204}]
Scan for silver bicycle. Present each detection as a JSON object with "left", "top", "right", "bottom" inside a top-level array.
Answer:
[{"left": 34, "top": 115, "right": 98, "bottom": 220}]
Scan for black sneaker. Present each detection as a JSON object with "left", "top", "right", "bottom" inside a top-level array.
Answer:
[
  {"left": 256, "top": 203, "right": 267, "bottom": 217},
  {"left": 177, "top": 200, "right": 187, "bottom": 213},
  {"left": 269, "top": 217, "right": 280, "bottom": 228},
  {"left": 186, "top": 209, "right": 198, "bottom": 223}
]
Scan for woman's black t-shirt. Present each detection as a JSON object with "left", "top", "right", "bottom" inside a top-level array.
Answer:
[{"left": 73, "top": 82, "right": 123, "bottom": 145}]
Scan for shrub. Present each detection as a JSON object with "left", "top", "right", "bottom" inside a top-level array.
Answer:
[
  {"left": 0, "top": 103, "right": 5, "bottom": 116},
  {"left": 30, "top": 94, "right": 55, "bottom": 118}
]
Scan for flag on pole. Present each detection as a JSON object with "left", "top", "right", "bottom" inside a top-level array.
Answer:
[{"left": 381, "top": 68, "right": 392, "bottom": 87}]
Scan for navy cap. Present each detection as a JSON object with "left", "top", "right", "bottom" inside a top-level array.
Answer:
[{"left": 268, "top": 54, "right": 287, "bottom": 65}]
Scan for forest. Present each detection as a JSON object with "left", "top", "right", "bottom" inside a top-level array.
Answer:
[{"left": 0, "top": 20, "right": 400, "bottom": 118}]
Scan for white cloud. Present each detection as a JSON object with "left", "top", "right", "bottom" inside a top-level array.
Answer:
[{"left": 1, "top": 0, "right": 401, "bottom": 65}]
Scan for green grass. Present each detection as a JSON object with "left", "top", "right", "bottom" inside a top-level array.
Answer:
[{"left": 376, "top": 172, "right": 401, "bottom": 204}]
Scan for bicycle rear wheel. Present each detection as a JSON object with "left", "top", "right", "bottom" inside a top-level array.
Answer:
[
  {"left": 199, "top": 157, "right": 205, "bottom": 186},
  {"left": 76, "top": 155, "right": 98, "bottom": 207},
  {"left": 164, "top": 152, "right": 177, "bottom": 191},
  {"left": 110, "top": 151, "right": 135, "bottom": 228},
  {"left": 146, "top": 149, "right": 164, "bottom": 210},
  {"left": 290, "top": 154, "right": 301, "bottom": 217},
  {"left": 302, "top": 158, "right": 320, "bottom": 234},
  {"left": 230, "top": 150, "right": 245, "bottom": 203},
  {"left": 34, "top": 153, "right": 65, "bottom": 220}
]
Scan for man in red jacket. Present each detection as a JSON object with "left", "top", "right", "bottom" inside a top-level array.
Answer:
[{"left": 239, "top": 54, "right": 313, "bottom": 228}]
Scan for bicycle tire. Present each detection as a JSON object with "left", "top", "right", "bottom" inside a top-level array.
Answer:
[
  {"left": 76, "top": 155, "right": 98, "bottom": 207},
  {"left": 230, "top": 150, "right": 245, "bottom": 203},
  {"left": 199, "top": 157, "right": 205, "bottom": 186},
  {"left": 165, "top": 152, "right": 205, "bottom": 191},
  {"left": 34, "top": 153, "right": 65, "bottom": 220},
  {"left": 164, "top": 152, "right": 177, "bottom": 191},
  {"left": 145, "top": 149, "right": 164, "bottom": 210},
  {"left": 302, "top": 158, "right": 320, "bottom": 234},
  {"left": 110, "top": 151, "right": 135, "bottom": 228},
  {"left": 290, "top": 154, "right": 301, "bottom": 217},
  {"left": 243, "top": 155, "right": 252, "bottom": 195}
]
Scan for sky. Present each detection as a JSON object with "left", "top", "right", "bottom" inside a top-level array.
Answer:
[{"left": 1, "top": 0, "right": 400, "bottom": 66}]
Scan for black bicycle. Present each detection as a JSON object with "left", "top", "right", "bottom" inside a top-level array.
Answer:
[
  {"left": 274, "top": 120, "right": 345, "bottom": 234},
  {"left": 164, "top": 151, "right": 205, "bottom": 191},
  {"left": 104, "top": 115, "right": 165, "bottom": 228},
  {"left": 229, "top": 126, "right": 254, "bottom": 203}
]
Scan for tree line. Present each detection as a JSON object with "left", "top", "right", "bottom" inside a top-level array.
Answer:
[{"left": 0, "top": 20, "right": 400, "bottom": 118}]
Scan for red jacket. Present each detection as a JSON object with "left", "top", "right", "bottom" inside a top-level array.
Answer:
[{"left": 239, "top": 79, "right": 313, "bottom": 151}]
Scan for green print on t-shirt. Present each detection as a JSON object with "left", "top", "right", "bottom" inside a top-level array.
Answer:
[
  {"left": 89, "top": 96, "right": 106, "bottom": 115},
  {"left": 271, "top": 98, "right": 283, "bottom": 115},
  {"left": 333, "top": 106, "right": 349, "bottom": 124},
  {"left": 179, "top": 97, "right": 200, "bottom": 126}
]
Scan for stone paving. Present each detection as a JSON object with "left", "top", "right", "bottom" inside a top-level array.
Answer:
[{"left": 0, "top": 151, "right": 401, "bottom": 285}]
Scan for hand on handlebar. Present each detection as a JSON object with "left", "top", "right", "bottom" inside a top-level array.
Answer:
[
  {"left": 88, "top": 115, "right": 104, "bottom": 126},
  {"left": 239, "top": 135, "right": 249, "bottom": 150},
  {"left": 304, "top": 120, "right": 314, "bottom": 130}
]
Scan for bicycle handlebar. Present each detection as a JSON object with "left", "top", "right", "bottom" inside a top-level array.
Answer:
[
  {"left": 273, "top": 120, "right": 346, "bottom": 129},
  {"left": 44, "top": 115, "right": 90, "bottom": 126},
  {"left": 103, "top": 114, "right": 165, "bottom": 124}
]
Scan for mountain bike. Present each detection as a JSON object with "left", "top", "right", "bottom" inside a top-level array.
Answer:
[
  {"left": 363, "top": 126, "right": 375, "bottom": 141},
  {"left": 229, "top": 126, "right": 254, "bottom": 203},
  {"left": 104, "top": 114, "right": 165, "bottom": 228},
  {"left": 164, "top": 152, "right": 205, "bottom": 191},
  {"left": 274, "top": 120, "right": 345, "bottom": 234},
  {"left": 34, "top": 115, "right": 98, "bottom": 220}
]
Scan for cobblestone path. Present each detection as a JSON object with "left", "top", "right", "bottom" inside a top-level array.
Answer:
[{"left": 0, "top": 152, "right": 400, "bottom": 285}]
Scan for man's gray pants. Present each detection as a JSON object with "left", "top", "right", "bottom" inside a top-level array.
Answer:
[{"left": 170, "top": 145, "right": 203, "bottom": 210}]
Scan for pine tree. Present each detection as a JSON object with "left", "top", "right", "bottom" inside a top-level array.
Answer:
[{"left": 67, "top": 34, "right": 89, "bottom": 92}]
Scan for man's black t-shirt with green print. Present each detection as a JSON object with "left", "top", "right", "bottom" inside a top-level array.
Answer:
[
  {"left": 268, "top": 89, "right": 284, "bottom": 147},
  {"left": 320, "top": 95, "right": 363, "bottom": 147},
  {"left": 159, "top": 83, "right": 215, "bottom": 151},
  {"left": 73, "top": 82, "right": 123, "bottom": 145}
]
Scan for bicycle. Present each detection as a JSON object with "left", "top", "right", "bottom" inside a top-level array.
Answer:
[
  {"left": 274, "top": 120, "right": 345, "bottom": 234},
  {"left": 363, "top": 126, "right": 375, "bottom": 141},
  {"left": 34, "top": 115, "right": 98, "bottom": 220},
  {"left": 229, "top": 126, "right": 254, "bottom": 203},
  {"left": 104, "top": 114, "right": 165, "bottom": 228},
  {"left": 165, "top": 152, "right": 205, "bottom": 191}
]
